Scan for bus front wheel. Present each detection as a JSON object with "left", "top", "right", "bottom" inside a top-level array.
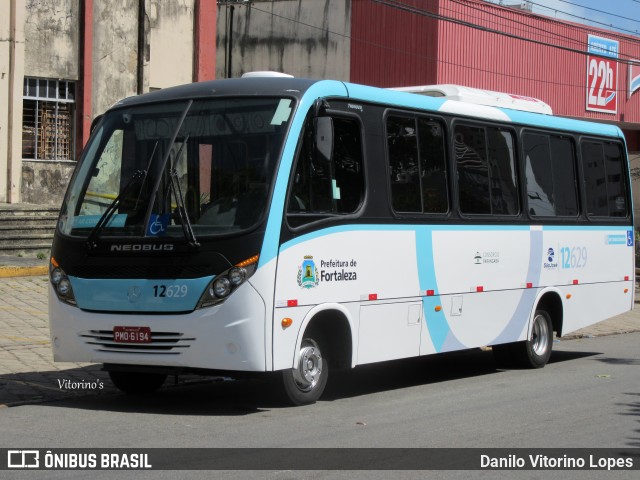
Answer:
[
  {"left": 108, "top": 370, "right": 167, "bottom": 394},
  {"left": 282, "top": 336, "right": 328, "bottom": 406}
]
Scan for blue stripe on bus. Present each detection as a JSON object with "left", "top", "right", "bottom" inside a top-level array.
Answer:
[
  {"left": 490, "top": 228, "right": 543, "bottom": 346},
  {"left": 415, "top": 227, "right": 451, "bottom": 352},
  {"left": 259, "top": 80, "right": 350, "bottom": 269},
  {"left": 69, "top": 276, "right": 213, "bottom": 312},
  {"left": 343, "top": 83, "right": 449, "bottom": 112},
  {"left": 499, "top": 108, "right": 623, "bottom": 137}
]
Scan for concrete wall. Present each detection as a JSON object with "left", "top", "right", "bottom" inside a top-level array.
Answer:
[
  {"left": 24, "top": 0, "right": 79, "bottom": 80},
  {"left": 216, "top": 0, "right": 351, "bottom": 80},
  {"left": 21, "top": 160, "right": 75, "bottom": 205},
  {"left": 92, "top": 0, "right": 139, "bottom": 116},
  {"left": 18, "top": 0, "right": 80, "bottom": 206},
  {"left": 148, "top": 0, "right": 195, "bottom": 89}
]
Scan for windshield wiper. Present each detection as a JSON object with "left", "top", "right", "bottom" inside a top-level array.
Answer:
[
  {"left": 169, "top": 167, "right": 200, "bottom": 248},
  {"left": 86, "top": 169, "right": 146, "bottom": 251},
  {"left": 141, "top": 100, "right": 199, "bottom": 249},
  {"left": 166, "top": 136, "right": 200, "bottom": 248}
]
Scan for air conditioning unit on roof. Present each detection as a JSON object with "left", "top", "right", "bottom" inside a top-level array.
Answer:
[{"left": 391, "top": 84, "right": 552, "bottom": 115}]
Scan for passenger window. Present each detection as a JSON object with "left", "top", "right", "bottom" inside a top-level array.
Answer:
[
  {"left": 454, "top": 124, "right": 518, "bottom": 215},
  {"left": 487, "top": 128, "right": 518, "bottom": 215},
  {"left": 287, "top": 116, "right": 364, "bottom": 225},
  {"left": 387, "top": 116, "right": 421, "bottom": 212},
  {"left": 386, "top": 115, "right": 448, "bottom": 214},
  {"left": 524, "top": 133, "right": 578, "bottom": 217},
  {"left": 582, "top": 140, "right": 628, "bottom": 217}
]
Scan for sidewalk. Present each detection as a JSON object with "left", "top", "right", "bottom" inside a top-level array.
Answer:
[{"left": 1, "top": 261, "right": 639, "bottom": 408}]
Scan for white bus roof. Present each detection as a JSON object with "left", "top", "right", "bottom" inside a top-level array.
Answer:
[{"left": 390, "top": 84, "right": 553, "bottom": 115}]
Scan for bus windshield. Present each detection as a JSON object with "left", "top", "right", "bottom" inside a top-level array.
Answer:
[{"left": 59, "top": 97, "right": 294, "bottom": 241}]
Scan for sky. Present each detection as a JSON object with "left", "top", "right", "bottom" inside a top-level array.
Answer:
[{"left": 483, "top": 0, "right": 640, "bottom": 37}]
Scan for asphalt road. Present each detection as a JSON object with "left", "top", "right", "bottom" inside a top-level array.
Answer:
[{"left": 1, "top": 332, "right": 639, "bottom": 480}]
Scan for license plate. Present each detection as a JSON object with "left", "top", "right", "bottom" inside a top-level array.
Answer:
[{"left": 113, "top": 326, "right": 152, "bottom": 343}]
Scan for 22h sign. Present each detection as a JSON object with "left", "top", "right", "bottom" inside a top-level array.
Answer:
[{"left": 586, "top": 35, "right": 619, "bottom": 114}]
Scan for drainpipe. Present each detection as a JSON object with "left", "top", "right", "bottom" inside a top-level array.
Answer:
[
  {"left": 79, "top": 0, "right": 93, "bottom": 151},
  {"left": 137, "top": 0, "right": 145, "bottom": 94},
  {"left": 227, "top": 4, "right": 234, "bottom": 79}
]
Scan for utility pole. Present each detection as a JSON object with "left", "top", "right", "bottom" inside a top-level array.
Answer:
[{"left": 218, "top": 0, "right": 253, "bottom": 78}]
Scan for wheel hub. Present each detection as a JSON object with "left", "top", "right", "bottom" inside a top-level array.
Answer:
[
  {"left": 532, "top": 314, "right": 550, "bottom": 356},
  {"left": 293, "top": 342, "right": 323, "bottom": 392}
]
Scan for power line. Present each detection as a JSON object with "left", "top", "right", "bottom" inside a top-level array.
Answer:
[
  {"left": 483, "top": 0, "right": 640, "bottom": 35},
  {"left": 374, "top": 0, "right": 640, "bottom": 65},
  {"left": 454, "top": 0, "right": 640, "bottom": 62},
  {"left": 552, "top": 0, "right": 640, "bottom": 24},
  {"left": 526, "top": 0, "right": 640, "bottom": 35}
]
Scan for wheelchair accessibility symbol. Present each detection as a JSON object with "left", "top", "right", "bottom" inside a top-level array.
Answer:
[{"left": 147, "top": 213, "right": 170, "bottom": 237}]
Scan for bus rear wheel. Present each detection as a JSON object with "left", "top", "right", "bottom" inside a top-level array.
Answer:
[
  {"left": 282, "top": 337, "right": 328, "bottom": 406},
  {"left": 520, "top": 310, "right": 553, "bottom": 368},
  {"left": 108, "top": 370, "right": 167, "bottom": 394}
]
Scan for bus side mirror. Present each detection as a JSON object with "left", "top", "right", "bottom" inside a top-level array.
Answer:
[{"left": 315, "top": 117, "right": 333, "bottom": 164}]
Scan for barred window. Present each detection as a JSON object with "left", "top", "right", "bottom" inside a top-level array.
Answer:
[{"left": 22, "top": 78, "right": 76, "bottom": 161}]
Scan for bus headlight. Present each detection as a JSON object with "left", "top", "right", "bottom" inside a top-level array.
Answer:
[
  {"left": 51, "top": 267, "right": 64, "bottom": 285},
  {"left": 50, "top": 258, "right": 77, "bottom": 306},
  {"left": 212, "top": 277, "right": 231, "bottom": 298},
  {"left": 197, "top": 255, "right": 258, "bottom": 309},
  {"left": 228, "top": 267, "right": 246, "bottom": 286}
]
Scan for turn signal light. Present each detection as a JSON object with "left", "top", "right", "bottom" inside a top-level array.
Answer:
[{"left": 281, "top": 318, "right": 293, "bottom": 329}]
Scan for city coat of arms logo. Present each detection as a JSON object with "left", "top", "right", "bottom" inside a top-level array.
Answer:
[{"left": 297, "top": 255, "right": 319, "bottom": 289}]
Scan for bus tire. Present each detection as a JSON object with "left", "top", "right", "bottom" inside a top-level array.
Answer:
[
  {"left": 492, "top": 310, "right": 553, "bottom": 369},
  {"left": 108, "top": 370, "right": 167, "bottom": 394},
  {"left": 518, "top": 309, "right": 553, "bottom": 368},
  {"left": 282, "top": 336, "right": 328, "bottom": 406}
]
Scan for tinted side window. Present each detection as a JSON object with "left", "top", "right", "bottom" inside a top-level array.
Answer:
[
  {"left": 487, "top": 128, "right": 518, "bottom": 215},
  {"left": 524, "top": 133, "right": 578, "bottom": 217},
  {"left": 287, "top": 116, "right": 364, "bottom": 224},
  {"left": 387, "top": 116, "right": 421, "bottom": 212},
  {"left": 455, "top": 125, "right": 490, "bottom": 214},
  {"left": 551, "top": 137, "right": 578, "bottom": 216},
  {"left": 454, "top": 124, "right": 518, "bottom": 215},
  {"left": 604, "top": 143, "right": 628, "bottom": 217},
  {"left": 386, "top": 115, "right": 448, "bottom": 214},
  {"left": 582, "top": 140, "right": 628, "bottom": 217},
  {"left": 418, "top": 118, "right": 448, "bottom": 213}
]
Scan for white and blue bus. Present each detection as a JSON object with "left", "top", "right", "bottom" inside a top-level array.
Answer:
[{"left": 49, "top": 74, "right": 634, "bottom": 405}]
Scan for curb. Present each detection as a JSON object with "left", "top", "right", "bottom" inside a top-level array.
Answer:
[{"left": 0, "top": 265, "right": 48, "bottom": 278}]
